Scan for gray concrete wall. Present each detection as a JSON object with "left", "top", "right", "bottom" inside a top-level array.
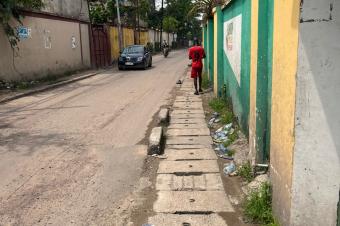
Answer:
[
  {"left": 42, "top": 0, "right": 89, "bottom": 21},
  {"left": 291, "top": 0, "right": 340, "bottom": 225},
  {"left": 0, "top": 16, "right": 91, "bottom": 81}
]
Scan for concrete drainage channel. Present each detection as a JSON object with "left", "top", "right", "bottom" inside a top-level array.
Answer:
[{"left": 146, "top": 76, "right": 234, "bottom": 226}]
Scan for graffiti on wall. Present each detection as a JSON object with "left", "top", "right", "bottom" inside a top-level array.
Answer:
[{"left": 224, "top": 14, "right": 242, "bottom": 85}]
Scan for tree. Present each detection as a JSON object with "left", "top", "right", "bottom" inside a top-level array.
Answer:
[
  {"left": 0, "top": 0, "right": 44, "bottom": 48},
  {"left": 190, "top": 0, "right": 227, "bottom": 20},
  {"left": 163, "top": 16, "right": 178, "bottom": 42}
]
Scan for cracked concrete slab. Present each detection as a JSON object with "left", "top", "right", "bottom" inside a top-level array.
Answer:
[
  {"left": 156, "top": 173, "right": 223, "bottom": 191},
  {"left": 164, "top": 149, "right": 217, "bottom": 161},
  {"left": 153, "top": 191, "right": 234, "bottom": 213},
  {"left": 166, "top": 136, "right": 212, "bottom": 146},
  {"left": 157, "top": 160, "right": 219, "bottom": 174},
  {"left": 167, "top": 128, "right": 210, "bottom": 136},
  {"left": 148, "top": 214, "right": 228, "bottom": 226},
  {"left": 170, "top": 118, "right": 206, "bottom": 124}
]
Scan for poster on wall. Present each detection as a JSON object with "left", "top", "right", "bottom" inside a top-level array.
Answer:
[{"left": 224, "top": 14, "right": 242, "bottom": 86}]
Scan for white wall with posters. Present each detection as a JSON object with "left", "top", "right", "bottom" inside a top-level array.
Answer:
[{"left": 224, "top": 14, "right": 242, "bottom": 86}]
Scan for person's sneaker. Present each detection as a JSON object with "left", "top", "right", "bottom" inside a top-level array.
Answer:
[
  {"left": 194, "top": 91, "right": 199, "bottom": 95},
  {"left": 199, "top": 89, "right": 203, "bottom": 93}
]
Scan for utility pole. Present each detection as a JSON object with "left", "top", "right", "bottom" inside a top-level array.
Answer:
[
  {"left": 160, "top": 0, "right": 164, "bottom": 50},
  {"left": 115, "top": 0, "right": 123, "bottom": 51},
  {"left": 137, "top": 0, "right": 140, "bottom": 44}
]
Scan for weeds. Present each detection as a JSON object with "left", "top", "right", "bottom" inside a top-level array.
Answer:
[
  {"left": 244, "top": 182, "right": 279, "bottom": 226},
  {"left": 209, "top": 98, "right": 225, "bottom": 113},
  {"left": 238, "top": 161, "right": 253, "bottom": 182},
  {"left": 202, "top": 72, "right": 210, "bottom": 89}
]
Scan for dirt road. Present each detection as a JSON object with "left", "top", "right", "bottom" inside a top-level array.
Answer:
[{"left": 0, "top": 50, "right": 188, "bottom": 225}]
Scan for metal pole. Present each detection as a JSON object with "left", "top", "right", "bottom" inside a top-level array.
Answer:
[
  {"left": 137, "top": 0, "right": 140, "bottom": 44},
  {"left": 115, "top": 0, "right": 123, "bottom": 51},
  {"left": 160, "top": 0, "right": 164, "bottom": 50}
]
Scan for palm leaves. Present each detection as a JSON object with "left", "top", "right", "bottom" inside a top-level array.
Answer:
[{"left": 190, "top": 0, "right": 230, "bottom": 20}]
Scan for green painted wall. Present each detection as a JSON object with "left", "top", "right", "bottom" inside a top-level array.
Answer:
[
  {"left": 203, "top": 25, "right": 208, "bottom": 72},
  {"left": 208, "top": 19, "right": 214, "bottom": 82},
  {"left": 222, "top": 0, "right": 251, "bottom": 135},
  {"left": 256, "top": 0, "right": 274, "bottom": 162},
  {"left": 216, "top": 7, "right": 224, "bottom": 97}
]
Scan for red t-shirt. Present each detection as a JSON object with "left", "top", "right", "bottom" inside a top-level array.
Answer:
[{"left": 189, "top": 46, "right": 206, "bottom": 69}]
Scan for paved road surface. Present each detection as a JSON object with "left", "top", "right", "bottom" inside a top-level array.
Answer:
[{"left": 0, "top": 50, "right": 188, "bottom": 225}]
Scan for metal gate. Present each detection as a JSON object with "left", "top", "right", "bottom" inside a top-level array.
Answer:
[{"left": 91, "top": 25, "right": 111, "bottom": 68}]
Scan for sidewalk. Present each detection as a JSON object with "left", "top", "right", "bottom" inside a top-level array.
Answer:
[{"left": 147, "top": 73, "right": 234, "bottom": 225}]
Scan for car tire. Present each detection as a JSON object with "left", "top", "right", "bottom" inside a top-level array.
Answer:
[
  {"left": 118, "top": 66, "right": 123, "bottom": 71},
  {"left": 143, "top": 60, "right": 148, "bottom": 70},
  {"left": 148, "top": 58, "right": 152, "bottom": 67}
]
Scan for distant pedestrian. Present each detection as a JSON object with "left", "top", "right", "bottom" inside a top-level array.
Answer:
[{"left": 188, "top": 38, "right": 206, "bottom": 95}]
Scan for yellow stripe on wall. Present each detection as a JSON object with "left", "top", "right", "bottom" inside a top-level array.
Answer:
[
  {"left": 270, "top": 0, "right": 300, "bottom": 224},
  {"left": 213, "top": 10, "right": 218, "bottom": 96},
  {"left": 249, "top": 0, "right": 259, "bottom": 164}
]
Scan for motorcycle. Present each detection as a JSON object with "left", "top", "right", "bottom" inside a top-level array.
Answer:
[{"left": 163, "top": 46, "right": 169, "bottom": 58}]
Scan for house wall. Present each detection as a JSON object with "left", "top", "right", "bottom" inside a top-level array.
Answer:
[
  {"left": 0, "top": 16, "right": 91, "bottom": 81},
  {"left": 42, "top": 0, "right": 89, "bottom": 21},
  {"left": 290, "top": 0, "right": 340, "bottom": 225}
]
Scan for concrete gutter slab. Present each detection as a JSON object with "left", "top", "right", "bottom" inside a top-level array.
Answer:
[
  {"left": 170, "top": 118, "right": 206, "bottom": 124},
  {"left": 156, "top": 173, "right": 223, "bottom": 191},
  {"left": 171, "top": 110, "right": 204, "bottom": 114},
  {"left": 165, "top": 149, "right": 217, "bottom": 161},
  {"left": 173, "top": 103, "right": 202, "bottom": 108},
  {"left": 166, "top": 144, "right": 210, "bottom": 149},
  {"left": 153, "top": 191, "right": 234, "bottom": 213},
  {"left": 168, "top": 124, "right": 207, "bottom": 129},
  {"left": 166, "top": 136, "right": 212, "bottom": 146},
  {"left": 148, "top": 214, "right": 228, "bottom": 226},
  {"left": 171, "top": 113, "right": 205, "bottom": 118},
  {"left": 157, "top": 160, "right": 219, "bottom": 174},
  {"left": 167, "top": 128, "right": 210, "bottom": 136}
]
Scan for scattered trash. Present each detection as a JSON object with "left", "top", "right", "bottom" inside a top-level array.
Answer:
[
  {"left": 176, "top": 80, "right": 182, "bottom": 84},
  {"left": 223, "top": 161, "right": 236, "bottom": 176},
  {"left": 212, "top": 123, "right": 233, "bottom": 143},
  {"left": 142, "top": 224, "right": 155, "bottom": 226},
  {"left": 208, "top": 112, "right": 221, "bottom": 127},
  {"left": 151, "top": 154, "right": 167, "bottom": 159}
]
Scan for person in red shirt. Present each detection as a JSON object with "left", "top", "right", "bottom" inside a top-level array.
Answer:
[{"left": 189, "top": 39, "right": 206, "bottom": 95}]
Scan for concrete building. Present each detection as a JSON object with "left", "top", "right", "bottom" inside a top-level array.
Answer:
[
  {"left": 203, "top": 0, "right": 340, "bottom": 225},
  {"left": 0, "top": 0, "right": 91, "bottom": 81}
]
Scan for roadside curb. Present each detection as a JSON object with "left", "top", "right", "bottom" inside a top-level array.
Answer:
[
  {"left": 148, "top": 127, "right": 164, "bottom": 155},
  {"left": 0, "top": 70, "right": 106, "bottom": 104}
]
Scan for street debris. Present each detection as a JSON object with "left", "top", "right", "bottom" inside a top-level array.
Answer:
[
  {"left": 176, "top": 80, "right": 182, "bottom": 84},
  {"left": 212, "top": 123, "right": 233, "bottom": 143},
  {"left": 142, "top": 224, "right": 155, "bottom": 226},
  {"left": 242, "top": 174, "right": 269, "bottom": 195},
  {"left": 208, "top": 112, "right": 220, "bottom": 127},
  {"left": 223, "top": 161, "right": 236, "bottom": 176},
  {"left": 214, "top": 143, "right": 234, "bottom": 160}
]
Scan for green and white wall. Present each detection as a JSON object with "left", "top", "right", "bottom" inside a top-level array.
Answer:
[{"left": 203, "top": 0, "right": 340, "bottom": 225}]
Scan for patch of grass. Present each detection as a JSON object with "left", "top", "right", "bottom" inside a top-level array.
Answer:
[
  {"left": 238, "top": 161, "right": 253, "bottom": 182},
  {"left": 244, "top": 182, "right": 279, "bottom": 226},
  {"left": 209, "top": 98, "right": 225, "bottom": 113},
  {"left": 227, "top": 149, "right": 235, "bottom": 157},
  {"left": 221, "top": 110, "right": 234, "bottom": 124},
  {"left": 202, "top": 72, "right": 210, "bottom": 89}
]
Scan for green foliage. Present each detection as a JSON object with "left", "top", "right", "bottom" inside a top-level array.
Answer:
[
  {"left": 190, "top": 0, "right": 226, "bottom": 20},
  {"left": 238, "top": 161, "right": 253, "bottom": 182},
  {"left": 244, "top": 182, "right": 278, "bottom": 225},
  {"left": 0, "top": 0, "right": 43, "bottom": 48},
  {"left": 163, "top": 16, "right": 178, "bottom": 33},
  {"left": 89, "top": 1, "right": 110, "bottom": 24},
  {"left": 201, "top": 72, "right": 210, "bottom": 89},
  {"left": 209, "top": 98, "right": 225, "bottom": 113}
]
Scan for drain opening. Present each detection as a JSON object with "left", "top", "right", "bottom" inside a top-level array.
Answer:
[
  {"left": 189, "top": 198, "right": 195, "bottom": 203},
  {"left": 189, "top": 165, "right": 193, "bottom": 168},
  {"left": 183, "top": 223, "right": 191, "bottom": 226}
]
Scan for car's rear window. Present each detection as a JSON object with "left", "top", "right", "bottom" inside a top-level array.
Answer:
[{"left": 123, "top": 46, "right": 144, "bottom": 54}]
